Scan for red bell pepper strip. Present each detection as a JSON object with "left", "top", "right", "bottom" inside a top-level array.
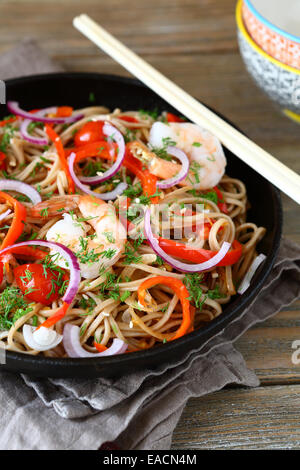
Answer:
[
  {"left": 55, "top": 106, "right": 73, "bottom": 118},
  {"left": 65, "top": 141, "right": 114, "bottom": 161},
  {"left": 157, "top": 238, "right": 243, "bottom": 267},
  {"left": 119, "top": 116, "right": 140, "bottom": 124},
  {"left": 94, "top": 342, "right": 108, "bottom": 352},
  {"left": 45, "top": 124, "right": 75, "bottom": 194},
  {"left": 124, "top": 146, "right": 159, "bottom": 203},
  {"left": 0, "top": 116, "right": 17, "bottom": 127},
  {"left": 213, "top": 186, "right": 228, "bottom": 214},
  {"left": 0, "top": 151, "right": 6, "bottom": 171},
  {"left": 166, "top": 112, "right": 185, "bottom": 123},
  {"left": 37, "top": 301, "right": 69, "bottom": 329},
  {"left": 138, "top": 276, "right": 192, "bottom": 341},
  {"left": 0, "top": 192, "right": 27, "bottom": 250}
]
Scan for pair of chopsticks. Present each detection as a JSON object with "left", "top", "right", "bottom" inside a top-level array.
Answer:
[{"left": 73, "top": 14, "right": 300, "bottom": 205}]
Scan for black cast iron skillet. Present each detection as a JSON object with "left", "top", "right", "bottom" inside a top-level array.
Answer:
[{"left": 0, "top": 73, "right": 282, "bottom": 377}]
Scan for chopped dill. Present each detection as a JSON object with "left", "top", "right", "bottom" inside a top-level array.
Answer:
[
  {"left": 123, "top": 242, "right": 142, "bottom": 265},
  {"left": 0, "top": 286, "right": 33, "bottom": 330},
  {"left": 138, "top": 109, "right": 159, "bottom": 120},
  {"left": 150, "top": 137, "right": 177, "bottom": 161}
]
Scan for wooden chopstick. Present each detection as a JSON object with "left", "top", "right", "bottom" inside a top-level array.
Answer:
[{"left": 73, "top": 14, "right": 300, "bottom": 205}]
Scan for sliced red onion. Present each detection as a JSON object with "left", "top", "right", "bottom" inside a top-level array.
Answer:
[
  {"left": 20, "top": 119, "right": 48, "bottom": 145},
  {"left": 0, "top": 240, "right": 80, "bottom": 304},
  {"left": 23, "top": 325, "right": 62, "bottom": 351},
  {"left": 0, "top": 209, "right": 11, "bottom": 221},
  {"left": 144, "top": 208, "right": 231, "bottom": 273},
  {"left": 79, "top": 122, "right": 126, "bottom": 185},
  {"left": 157, "top": 147, "right": 189, "bottom": 189},
  {"left": 63, "top": 323, "right": 128, "bottom": 358},
  {"left": 19, "top": 107, "right": 56, "bottom": 146},
  {"left": 0, "top": 179, "right": 42, "bottom": 204},
  {"left": 238, "top": 254, "right": 267, "bottom": 295},
  {"left": 68, "top": 152, "right": 127, "bottom": 201},
  {"left": 7, "top": 101, "right": 83, "bottom": 124}
]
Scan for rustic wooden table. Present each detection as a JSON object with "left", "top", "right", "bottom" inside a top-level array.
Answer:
[{"left": 1, "top": 0, "right": 300, "bottom": 450}]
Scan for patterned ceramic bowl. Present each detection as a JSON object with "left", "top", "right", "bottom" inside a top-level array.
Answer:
[
  {"left": 242, "top": 0, "right": 300, "bottom": 70},
  {"left": 236, "top": 0, "right": 300, "bottom": 119}
]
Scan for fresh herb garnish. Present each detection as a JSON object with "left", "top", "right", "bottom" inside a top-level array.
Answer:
[
  {"left": 27, "top": 121, "right": 44, "bottom": 135},
  {"left": 89, "top": 92, "right": 95, "bottom": 103},
  {"left": 75, "top": 236, "right": 102, "bottom": 265},
  {"left": 123, "top": 242, "right": 142, "bottom": 265},
  {"left": 183, "top": 273, "right": 204, "bottom": 308},
  {"left": 124, "top": 128, "right": 137, "bottom": 144},
  {"left": 0, "top": 286, "right": 33, "bottom": 330},
  {"left": 188, "top": 161, "right": 202, "bottom": 185},
  {"left": 120, "top": 290, "right": 131, "bottom": 302},
  {"left": 0, "top": 124, "right": 15, "bottom": 153},
  {"left": 40, "top": 207, "right": 49, "bottom": 217},
  {"left": 199, "top": 190, "right": 218, "bottom": 204},
  {"left": 150, "top": 137, "right": 177, "bottom": 161},
  {"left": 183, "top": 273, "right": 224, "bottom": 310},
  {"left": 78, "top": 296, "right": 97, "bottom": 313},
  {"left": 100, "top": 248, "right": 117, "bottom": 259},
  {"left": 103, "top": 231, "right": 116, "bottom": 243},
  {"left": 138, "top": 109, "right": 159, "bottom": 120},
  {"left": 123, "top": 182, "right": 142, "bottom": 199}
]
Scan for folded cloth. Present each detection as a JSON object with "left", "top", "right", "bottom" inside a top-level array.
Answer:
[
  {"left": 0, "top": 40, "right": 300, "bottom": 450},
  {"left": 0, "top": 38, "right": 63, "bottom": 80}
]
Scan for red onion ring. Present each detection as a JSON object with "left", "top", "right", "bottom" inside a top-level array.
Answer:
[
  {"left": 144, "top": 208, "right": 231, "bottom": 273},
  {"left": 63, "top": 323, "right": 128, "bottom": 358},
  {"left": 0, "top": 179, "right": 42, "bottom": 204},
  {"left": 156, "top": 147, "right": 189, "bottom": 189},
  {"left": 68, "top": 152, "right": 127, "bottom": 200},
  {"left": 7, "top": 101, "right": 83, "bottom": 124},
  {"left": 0, "top": 209, "right": 11, "bottom": 221},
  {"left": 0, "top": 240, "right": 80, "bottom": 304},
  {"left": 20, "top": 119, "right": 48, "bottom": 146},
  {"left": 79, "top": 122, "right": 126, "bottom": 185},
  {"left": 238, "top": 253, "right": 266, "bottom": 295},
  {"left": 19, "top": 107, "right": 58, "bottom": 146}
]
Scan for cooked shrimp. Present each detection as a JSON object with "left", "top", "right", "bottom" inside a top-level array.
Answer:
[
  {"left": 28, "top": 195, "right": 81, "bottom": 219},
  {"left": 147, "top": 122, "right": 227, "bottom": 190},
  {"left": 38, "top": 195, "right": 126, "bottom": 279}
]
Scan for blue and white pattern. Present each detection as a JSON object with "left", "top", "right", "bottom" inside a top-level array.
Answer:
[{"left": 238, "top": 30, "right": 300, "bottom": 113}]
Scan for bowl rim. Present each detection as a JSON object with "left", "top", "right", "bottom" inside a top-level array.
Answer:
[
  {"left": 236, "top": 0, "right": 300, "bottom": 75},
  {"left": 244, "top": 0, "right": 300, "bottom": 45},
  {"left": 0, "top": 71, "right": 283, "bottom": 376}
]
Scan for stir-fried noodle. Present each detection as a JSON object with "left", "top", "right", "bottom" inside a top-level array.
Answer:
[{"left": 0, "top": 105, "right": 266, "bottom": 357}]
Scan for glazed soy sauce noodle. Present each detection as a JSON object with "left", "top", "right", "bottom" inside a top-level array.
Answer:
[{"left": 0, "top": 106, "right": 266, "bottom": 357}]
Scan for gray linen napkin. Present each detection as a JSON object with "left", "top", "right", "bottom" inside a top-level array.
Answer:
[{"left": 0, "top": 40, "right": 300, "bottom": 450}]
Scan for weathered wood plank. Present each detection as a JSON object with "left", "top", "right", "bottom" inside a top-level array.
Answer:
[
  {"left": 0, "top": 0, "right": 238, "bottom": 55},
  {"left": 236, "top": 301, "right": 300, "bottom": 384},
  {"left": 172, "top": 384, "right": 300, "bottom": 449}
]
